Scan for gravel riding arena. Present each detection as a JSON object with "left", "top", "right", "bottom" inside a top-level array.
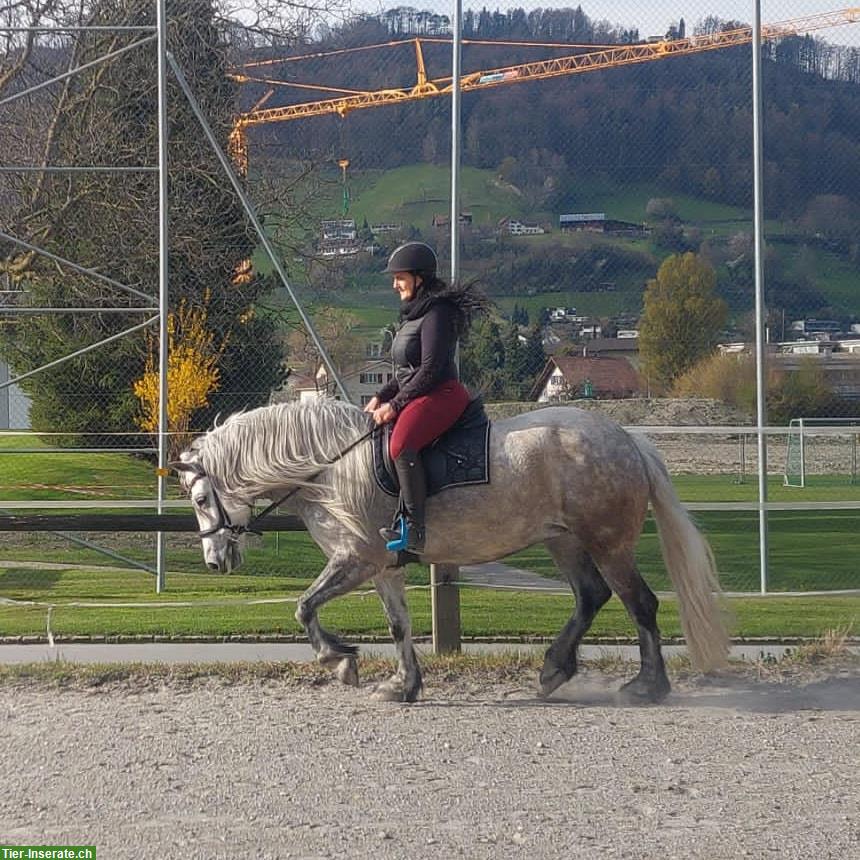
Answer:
[{"left": 1, "top": 657, "right": 857, "bottom": 860}]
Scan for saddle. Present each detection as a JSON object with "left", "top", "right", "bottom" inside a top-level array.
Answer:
[{"left": 372, "top": 396, "right": 491, "bottom": 497}]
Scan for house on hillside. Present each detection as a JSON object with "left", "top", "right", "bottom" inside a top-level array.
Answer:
[
  {"left": 370, "top": 223, "right": 401, "bottom": 235},
  {"left": 432, "top": 212, "right": 472, "bottom": 228},
  {"left": 559, "top": 212, "right": 646, "bottom": 237},
  {"left": 498, "top": 217, "right": 545, "bottom": 236},
  {"left": 530, "top": 355, "right": 642, "bottom": 402},
  {"left": 319, "top": 219, "right": 359, "bottom": 256}
]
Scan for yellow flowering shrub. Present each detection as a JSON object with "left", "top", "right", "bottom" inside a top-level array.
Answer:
[{"left": 133, "top": 292, "right": 229, "bottom": 453}]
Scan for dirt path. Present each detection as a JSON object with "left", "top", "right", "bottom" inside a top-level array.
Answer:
[{"left": 1, "top": 665, "right": 858, "bottom": 859}]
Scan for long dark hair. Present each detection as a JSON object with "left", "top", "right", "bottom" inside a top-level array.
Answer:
[{"left": 408, "top": 273, "right": 492, "bottom": 337}]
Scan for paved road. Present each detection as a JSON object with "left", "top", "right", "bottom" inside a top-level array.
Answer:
[{"left": 0, "top": 641, "right": 838, "bottom": 665}]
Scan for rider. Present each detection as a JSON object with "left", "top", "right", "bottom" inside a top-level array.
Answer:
[{"left": 364, "top": 241, "right": 485, "bottom": 554}]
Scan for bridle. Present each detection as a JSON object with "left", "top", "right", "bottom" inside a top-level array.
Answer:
[
  {"left": 188, "top": 471, "right": 253, "bottom": 542},
  {"left": 185, "top": 423, "right": 377, "bottom": 543}
]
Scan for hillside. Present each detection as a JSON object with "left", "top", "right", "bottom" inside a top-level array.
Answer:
[
  {"left": 263, "top": 162, "right": 860, "bottom": 325},
  {"left": 240, "top": 6, "right": 860, "bottom": 222}
]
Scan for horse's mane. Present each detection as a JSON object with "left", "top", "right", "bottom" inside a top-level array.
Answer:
[{"left": 193, "top": 398, "right": 377, "bottom": 539}]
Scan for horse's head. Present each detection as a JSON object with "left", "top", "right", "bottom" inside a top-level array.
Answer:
[{"left": 172, "top": 448, "right": 252, "bottom": 574}]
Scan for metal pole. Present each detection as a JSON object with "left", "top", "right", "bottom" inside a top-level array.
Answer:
[
  {"left": 450, "top": 0, "right": 462, "bottom": 283},
  {"left": 0, "top": 308, "right": 158, "bottom": 314},
  {"left": 167, "top": 54, "right": 351, "bottom": 403},
  {"left": 0, "top": 317, "right": 158, "bottom": 390},
  {"left": 752, "top": 0, "right": 769, "bottom": 594},
  {"left": 0, "top": 166, "right": 158, "bottom": 173},
  {"left": 0, "top": 35, "right": 156, "bottom": 109},
  {"left": 431, "top": 0, "right": 463, "bottom": 656},
  {"left": 155, "top": 0, "right": 169, "bottom": 593},
  {"left": 0, "top": 229, "right": 155, "bottom": 301}
]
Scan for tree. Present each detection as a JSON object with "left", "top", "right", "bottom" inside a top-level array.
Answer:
[
  {"left": 639, "top": 253, "right": 727, "bottom": 392},
  {"left": 0, "top": 0, "right": 289, "bottom": 434},
  {"left": 286, "top": 306, "right": 363, "bottom": 380},
  {"left": 460, "top": 317, "right": 505, "bottom": 398},
  {"left": 133, "top": 291, "right": 227, "bottom": 456}
]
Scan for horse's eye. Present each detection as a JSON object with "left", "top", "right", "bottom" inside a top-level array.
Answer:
[{"left": 193, "top": 496, "right": 207, "bottom": 507}]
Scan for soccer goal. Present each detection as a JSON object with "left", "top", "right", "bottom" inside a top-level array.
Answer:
[{"left": 783, "top": 417, "right": 860, "bottom": 487}]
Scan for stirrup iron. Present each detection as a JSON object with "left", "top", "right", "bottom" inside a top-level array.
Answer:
[{"left": 383, "top": 514, "right": 410, "bottom": 552}]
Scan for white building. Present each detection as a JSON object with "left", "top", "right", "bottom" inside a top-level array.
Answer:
[
  {"left": 314, "top": 358, "right": 395, "bottom": 407},
  {"left": 498, "top": 217, "right": 545, "bottom": 236},
  {"left": 0, "top": 361, "right": 31, "bottom": 429}
]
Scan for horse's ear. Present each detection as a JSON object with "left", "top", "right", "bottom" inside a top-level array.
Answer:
[{"left": 169, "top": 460, "right": 201, "bottom": 475}]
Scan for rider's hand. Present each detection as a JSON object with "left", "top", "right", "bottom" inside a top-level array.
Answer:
[
  {"left": 363, "top": 396, "right": 380, "bottom": 414},
  {"left": 371, "top": 402, "right": 397, "bottom": 425}
]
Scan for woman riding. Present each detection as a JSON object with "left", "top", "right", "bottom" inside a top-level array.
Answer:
[{"left": 364, "top": 241, "right": 487, "bottom": 553}]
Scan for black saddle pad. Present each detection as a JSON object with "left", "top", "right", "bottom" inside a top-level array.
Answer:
[{"left": 372, "top": 396, "right": 491, "bottom": 498}]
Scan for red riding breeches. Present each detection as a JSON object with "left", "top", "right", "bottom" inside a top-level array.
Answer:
[{"left": 388, "top": 379, "right": 471, "bottom": 460}]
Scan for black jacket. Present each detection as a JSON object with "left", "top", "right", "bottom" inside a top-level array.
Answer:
[{"left": 375, "top": 298, "right": 459, "bottom": 412}]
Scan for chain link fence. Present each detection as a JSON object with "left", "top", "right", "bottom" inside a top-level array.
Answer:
[{"left": 1, "top": 1, "right": 858, "bottom": 642}]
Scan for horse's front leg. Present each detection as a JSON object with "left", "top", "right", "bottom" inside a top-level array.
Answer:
[
  {"left": 295, "top": 552, "right": 378, "bottom": 687},
  {"left": 371, "top": 569, "right": 423, "bottom": 703}
]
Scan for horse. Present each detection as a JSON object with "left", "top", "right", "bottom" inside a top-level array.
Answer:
[{"left": 173, "top": 397, "right": 728, "bottom": 703}]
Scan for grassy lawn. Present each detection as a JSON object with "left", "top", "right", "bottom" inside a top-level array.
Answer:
[
  {"left": 779, "top": 243, "right": 860, "bottom": 316},
  {"left": 347, "top": 164, "right": 526, "bottom": 228},
  {"left": 492, "top": 290, "right": 638, "bottom": 318},
  {"left": 0, "top": 446, "right": 856, "bottom": 640},
  {"left": 569, "top": 177, "right": 752, "bottom": 230},
  {"left": 505, "top": 510, "right": 860, "bottom": 593},
  {"left": 671, "top": 474, "right": 860, "bottom": 502},
  {"left": 0, "top": 438, "right": 159, "bottom": 501},
  {"left": 0, "top": 562, "right": 856, "bottom": 641}
]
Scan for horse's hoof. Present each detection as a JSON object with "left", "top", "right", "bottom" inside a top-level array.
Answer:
[
  {"left": 619, "top": 675, "right": 670, "bottom": 704},
  {"left": 538, "top": 666, "right": 570, "bottom": 699},
  {"left": 335, "top": 656, "right": 359, "bottom": 687},
  {"left": 371, "top": 678, "right": 421, "bottom": 703},
  {"left": 371, "top": 680, "right": 406, "bottom": 702}
]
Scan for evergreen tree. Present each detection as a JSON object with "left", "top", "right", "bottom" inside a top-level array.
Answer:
[
  {"left": 500, "top": 321, "right": 527, "bottom": 398},
  {"left": 523, "top": 324, "right": 547, "bottom": 382},
  {"left": 460, "top": 316, "right": 505, "bottom": 398}
]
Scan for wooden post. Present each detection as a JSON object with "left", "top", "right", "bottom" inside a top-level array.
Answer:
[{"left": 430, "top": 563, "right": 461, "bottom": 653}]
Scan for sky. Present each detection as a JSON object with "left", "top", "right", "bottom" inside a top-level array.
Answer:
[{"left": 355, "top": 1, "right": 860, "bottom": 47}]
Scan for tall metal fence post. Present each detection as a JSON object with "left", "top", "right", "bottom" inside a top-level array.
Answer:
[
  {"left": 430, "top": 0, "right": 464, "bottom": 654},
  {"left": 155, "top": 0, "right": 169, "bottom": 592},
  {"left": 752, "top": 0, "right": 769, "bottom": 594}
]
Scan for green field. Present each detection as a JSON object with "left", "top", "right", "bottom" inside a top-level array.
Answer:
[
  {"left": 248, "top": 162, "right": 860, "bottom": 328},
  {"left": 0, "top": 434, "right": 160, "bottom": 501},
  {"left": 339, "top": 166, "right": 756, "bottom": 235},
  {"left": 0, "top": 445, "right": 857, "bottom": 640},
  {"left": 0, "top": 553, "right": 856, "bottom": 641}
]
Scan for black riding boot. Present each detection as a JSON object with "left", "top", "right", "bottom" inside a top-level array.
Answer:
[{"left": 379, "top": 449, "right": 426, "bottom": 553}]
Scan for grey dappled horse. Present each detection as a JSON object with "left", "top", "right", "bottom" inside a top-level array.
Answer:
[{"left": 174, "top": 398, "right": 728, "bottom": 703}]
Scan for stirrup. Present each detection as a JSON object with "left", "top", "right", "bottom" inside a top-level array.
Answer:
[
  {"left": 381, "top": 515, "right": 425, "bottom": 553},
  {"left": 382, "top": 515, "right": 410, "bottom": 552}
]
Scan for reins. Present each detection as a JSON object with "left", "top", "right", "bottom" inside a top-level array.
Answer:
[{"left": 196, "top": 420, "right": 377, "bottom": 542}]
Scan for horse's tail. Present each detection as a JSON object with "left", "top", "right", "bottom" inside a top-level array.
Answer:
[{"left": 633, "top": 434, "right": 729, "bottom": 672}]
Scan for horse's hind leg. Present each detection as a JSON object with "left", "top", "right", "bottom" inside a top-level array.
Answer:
[
  {"left": 539, "top": 537, "right": 612, "bottom": 698},
  {"left": 593, "top": 549, "right": 670, "bottom": 703},
  {"left": 295, "top": 553, "right": 378, "bottom": 687},
  {"left": 371, "top": 569, "right": 423, "bottom": 703}
]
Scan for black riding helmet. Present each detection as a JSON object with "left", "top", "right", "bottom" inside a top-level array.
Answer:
[{"left": 384, "top": 241, "right": 438, "bottom": 277}]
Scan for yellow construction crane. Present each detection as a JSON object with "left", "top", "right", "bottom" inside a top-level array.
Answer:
[{"left": 228, "top": 8, "right": 860, "bottom": 172}]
